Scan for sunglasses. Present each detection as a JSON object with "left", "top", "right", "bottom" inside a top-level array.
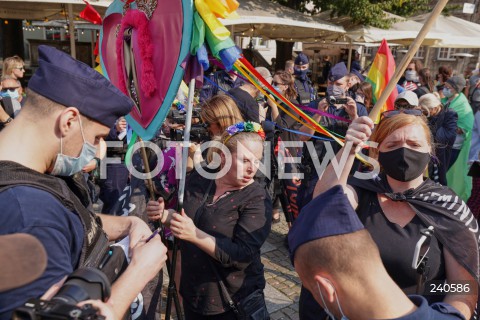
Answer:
[
  {"left": 406, "top": 68, "right": 414, "bottom": 71},
  {"left": 1, "top": 87, "right": 19, "bottom": 92},
  {"left": 381, "top": 109, "right": 423, "bottom": 119},
  {"left": 272, "top": 81, "right": 286, "bottom": 86},
  {"left": 14, "top": 67, "right": 25, "bottom": 71}
]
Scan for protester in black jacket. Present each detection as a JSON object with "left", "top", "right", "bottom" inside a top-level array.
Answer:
[{"left": 419, "top": 93, "right": 458, "bottom": 185}]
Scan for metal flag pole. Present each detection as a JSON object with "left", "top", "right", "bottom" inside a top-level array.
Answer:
[
  {"left": 165, "top": 78, "right": 195, "bottom": 319},
  {"left": 368, "top": 0, "right": 450, "bottom": 121}
]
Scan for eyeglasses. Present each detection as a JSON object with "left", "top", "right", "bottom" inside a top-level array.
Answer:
[
  {"left": 381, "top": 109, "right": 423, "bottom": 119},
  {"left": 14, "top": 67, "right": 25, "bottom": 71}
]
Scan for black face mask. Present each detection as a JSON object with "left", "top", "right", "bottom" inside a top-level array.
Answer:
[{"left": 378, "top": 147, "right": 430, "bottom": 182}]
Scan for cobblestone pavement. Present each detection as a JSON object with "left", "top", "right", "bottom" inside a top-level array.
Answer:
[
  {"left": 159, "top": 219, "right": 301, "bottom": 320},
  {"left": 95, "top": 200, "right": 301, "bottom": 319},
  {"left": 261, "top": 219, "right": 302, "bottom": 320}
]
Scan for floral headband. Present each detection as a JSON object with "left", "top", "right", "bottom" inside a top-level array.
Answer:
[{"left": 224, "top": 121, "right": 266, "bottom": 143}]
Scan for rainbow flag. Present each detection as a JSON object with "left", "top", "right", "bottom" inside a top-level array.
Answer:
[{"left": 366, "top": 39, "right": 398, "bottom": 123}]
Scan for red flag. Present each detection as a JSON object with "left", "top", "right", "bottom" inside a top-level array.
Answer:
[{"left": 79, "top": 0, "right": 102, "bottom": 25}]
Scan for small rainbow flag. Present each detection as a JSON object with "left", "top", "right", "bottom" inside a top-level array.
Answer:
[{"left": 366, "top": 39, "right": 398, "bottom": 123}]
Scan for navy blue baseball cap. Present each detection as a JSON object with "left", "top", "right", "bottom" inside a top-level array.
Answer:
[
  {"left": 328, "top": 62, "right": 348, "bottom": 82},
  {"left": 28, "top": 45, "right": 134, "bottom": 128},
  {"left": 288, "top": 185, "right": 365, "bottom": 265},
  {"left": 295, "top": 53, "right": 309, "bottom": 66},
  {"left": 352, "top": 69, "right": 365, "bottom": 82}
]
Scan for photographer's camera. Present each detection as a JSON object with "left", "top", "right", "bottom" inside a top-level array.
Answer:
[
  {"left": 13, "top": 246, "right": 126, "bottom": 320},
  {"left": 328, "top": 96, "right": 348, "bottom": 105}
]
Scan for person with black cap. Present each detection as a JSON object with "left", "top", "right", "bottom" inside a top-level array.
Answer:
[
  {"left": 0, "top": 45, "right": 167, "bottom": 319},
  {"left": 293, "top": 52, "right": 317, "bottom": 105},
  {"left": 296, "top": 61, "right": 368, "bottom": 212},
  {"left": 442, "top": 75, "right": 474, "bottom": 201},
  {"left": 289, "top": 185, "right": 466, "bottom": 320}
]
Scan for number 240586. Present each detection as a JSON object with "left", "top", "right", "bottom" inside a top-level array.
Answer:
[{"left": 425, "top": 281, "right": 476, "bottom": 295}]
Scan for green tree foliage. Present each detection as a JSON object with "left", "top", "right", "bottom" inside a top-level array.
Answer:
[{"left": 275, "top": 0, "right": 441, "bottom": 28}]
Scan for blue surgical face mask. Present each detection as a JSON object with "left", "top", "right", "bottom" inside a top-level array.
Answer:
[
  {"left": 50, "top": 117, "right": 97, "bottom": 176},
  {"left": 327, "top": 85, "right": 345, "bottom": 98},
  {"left": 0, "top": 89, "right": 19, "bottom": 100},
  {"left": 443, "top": 87, "right": 454, "bottom": 98},
  {"left": 317, "top": 279, "right": 349, "bottom": 320},
  {"left": 273, "top": 85, "right": 282, "bottom": 93}
]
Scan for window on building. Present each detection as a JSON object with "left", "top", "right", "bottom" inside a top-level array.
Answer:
[
  {"left": 437, "top": 48, "right": 457, "bottom": 60},
  {"left": 46, "top": 28, "right": 61, "bottom": 40},
  {"left": 364, "top": 46, "right": 375, "bottom": 57},
  {"left": 252, "top": 37, "right": 268, "bottom": 49},
  {"left": 414, "top": 46, "right": 425, "bottom": 59}
]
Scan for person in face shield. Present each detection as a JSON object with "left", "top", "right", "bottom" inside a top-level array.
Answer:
[
  {"left": 296, "top": 62, "right": 368, "bottom": 211},
  {"left": 0, "top": 46, "right": 167, "bottom": 319},
  {"left": 289, "top": 185, "right": 467, "bottom": 320},
  {"left": 305, "top": 113, "right": 478, "bottom": 320}
]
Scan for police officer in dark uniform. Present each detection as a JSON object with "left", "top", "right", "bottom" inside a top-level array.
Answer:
[
  {"left": 293, "top": 53, "right": 317, "bottom": 105},
  {"left": 0, "top": 45, "right": 167, "bottom": 319},
  {"left": 289, "top": 186, "right": 468, "bottom": 320},
  {"left": 296, "top": 62, "right": 368, "bottom": 211},
  {"left": 200, "top": 68, "right": 244, "bottom": 103}
]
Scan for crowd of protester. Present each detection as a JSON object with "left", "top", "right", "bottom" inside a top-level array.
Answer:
[{"left": 1, "top": 43, "right": 480, "bottom": 320}]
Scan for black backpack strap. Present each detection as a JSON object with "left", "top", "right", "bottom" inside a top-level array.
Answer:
[{"left": 0, "top": 161, "right": 109, "bottom": 268}]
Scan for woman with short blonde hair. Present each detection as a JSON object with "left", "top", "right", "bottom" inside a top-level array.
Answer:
[{"left": 2, "top": 56, "right": 25, "bottom": 80}]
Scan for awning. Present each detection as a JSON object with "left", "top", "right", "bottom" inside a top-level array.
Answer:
[
  {"left": 219, "top": 0, "right": 345, "bottom": 42},
  {"left": 412, "top": 14, "right": 480, "bottom": 48}
]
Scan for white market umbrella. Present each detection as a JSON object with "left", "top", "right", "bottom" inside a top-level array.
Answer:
[{"left": 219, "top": 0, "right": 345, "bottom": 42}]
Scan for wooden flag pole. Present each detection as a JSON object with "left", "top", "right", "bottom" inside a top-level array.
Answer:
[{"left": 369, "top": 0, "right": 449, "bottom": 121}]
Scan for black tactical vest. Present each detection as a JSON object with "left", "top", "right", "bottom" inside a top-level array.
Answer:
[
  {"left": 0, "top": 161, "right": 109, "bottom": 268},
  {"left": 294, "top": 79, "right": 315, "bottom": 105}
]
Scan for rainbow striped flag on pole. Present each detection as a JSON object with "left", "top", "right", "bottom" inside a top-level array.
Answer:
[{"left": 366, "top": 39, "right": 398, "bottom": 123}]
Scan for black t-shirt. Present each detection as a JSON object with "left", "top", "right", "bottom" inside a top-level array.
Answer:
[
  {"left": 180, "top": 169, "right": 272, "bottom": 315},
  {"left": 352, "top": 185, "right": 446, "bottom": 301}
]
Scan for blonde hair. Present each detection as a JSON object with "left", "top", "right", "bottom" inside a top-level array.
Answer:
[
  {"left": 207, "top": 131, "right": 264, "bottom": 164},
  {"left": 419, "top": 93, "right": 441, "bottom": 110},
  {"left": 369, "top": 113, "right": 432, "bottom": 160},
  {"left": 200, "top": 95, "right": 244, "bottom": 133},
  {"left": 2, "top": 55, "right": 24, "bottom": 78}
]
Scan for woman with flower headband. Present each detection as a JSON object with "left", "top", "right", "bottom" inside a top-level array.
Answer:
[
  {"left": 297, "top": 112, "right": 479, "bottom": 320},
  {"left": 147, "top": 121, "right": 272, "bottom": 319}
]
